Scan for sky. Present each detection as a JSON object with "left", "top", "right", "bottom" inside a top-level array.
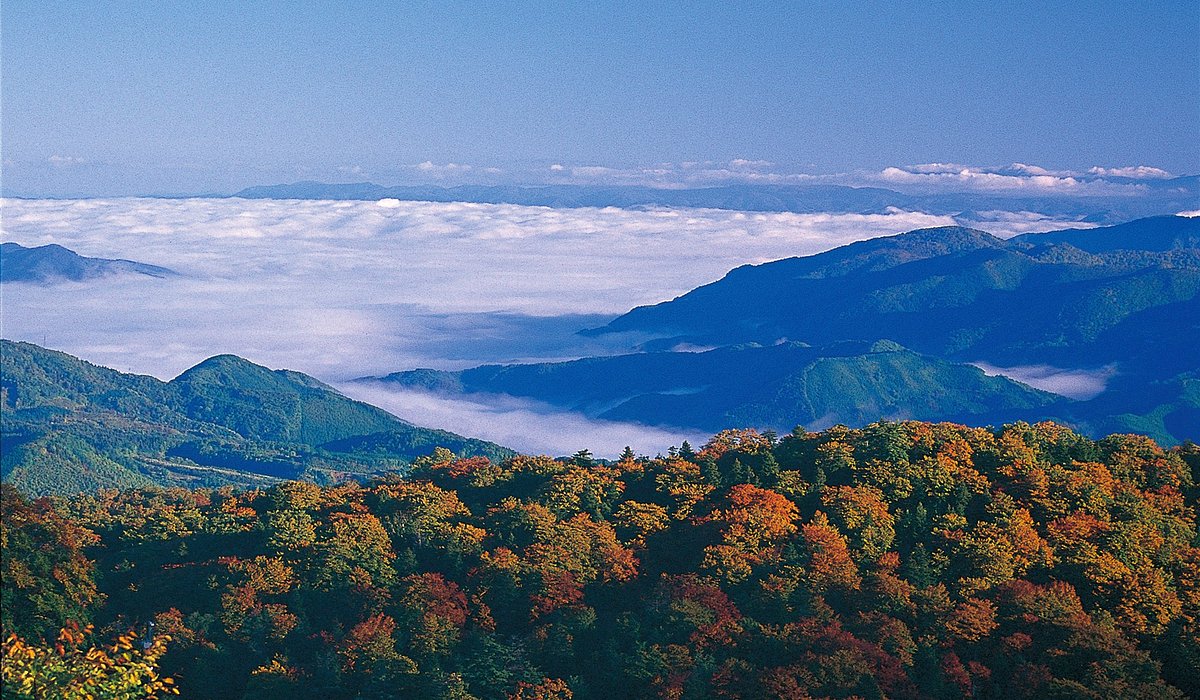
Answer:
[{"left": 3, "top": 1, "right": 1198, "bottom": 195}]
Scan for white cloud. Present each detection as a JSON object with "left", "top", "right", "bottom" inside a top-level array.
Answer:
[
  {"left": 973, "top": 362, "right": 1116, "bottom": 400},
  {"left": 1087, "top": 165, "right": 1173, "bottom": 179},
  {"left": 340, "top": 382, "right": 706, "bottom": 459},
  {"left": 876, "top": 163, "right": 1148, "bottom": 196},
  {"left": 729, "top": 158, "right": 774, "bottom": 169},
  {"left": 903, "top": 162, "right": 965, "bottom": 175},
  {"left": 1, "top": 197, "right": 981, "bottom": 382},
  {"left": 47, "top": 155, "right": 86, "bottom": 165},
  {"left": 1179, "top": 209, "right": 1200, "bottom": 218},
  {"left": 526, "top": 159, "right": 1178, "bottom": 194},
  {"left": 1005, "top": 162, "right": 1057, "bottom": 176},
  {"left": 414, "top": 161, "right": 473, "bottom": 176},
  {"left": 954, "top": 210, "right": 1097, "bottom": 238}
]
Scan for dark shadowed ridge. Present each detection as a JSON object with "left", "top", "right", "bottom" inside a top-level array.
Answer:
[
  {"left": 0, "top": 242, "right": 177, "bottom": 283},
  {"left": 589, "top": 217, "right": 1200, "bottom": 367},
  {"left": 371, "top": 339, "right": 1065, "bottom": 434}
]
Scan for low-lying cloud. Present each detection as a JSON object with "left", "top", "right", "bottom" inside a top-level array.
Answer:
[
  {"left": 973, "top": 362, "right": 1117, "bottom": 400},
  {"left": 340, "top": 382, "right": 707, "bottom": 459},
  {"left": 2, "top": 196, "right": 975, "bottom": 377},
  {"left": 0, "top": 196, "right": 1111, "bottom": 447}
]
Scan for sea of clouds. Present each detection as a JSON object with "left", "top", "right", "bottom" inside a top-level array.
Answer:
[{"left": 0, "top": 197, "right": 1096, "bottom": 455}]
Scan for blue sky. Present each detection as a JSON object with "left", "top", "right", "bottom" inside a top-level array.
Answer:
[{"left": 3, "top": 1, "right": 1198, "bottom": 195}]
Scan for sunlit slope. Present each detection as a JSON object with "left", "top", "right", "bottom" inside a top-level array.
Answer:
[{"left": 0, "top": 341, "right": 513, "bottom": 495}]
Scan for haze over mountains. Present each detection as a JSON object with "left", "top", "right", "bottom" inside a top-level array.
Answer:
[
  {"left": 234, "top": 176, "right": 1200, "bottom": 225},
  {"left": 369, "top": 215, "right": 1200, "bottom": 446}
]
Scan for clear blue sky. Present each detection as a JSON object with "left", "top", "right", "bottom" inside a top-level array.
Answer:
[{"left": 3, "top": 0, "right": 1198, "bottom": 194}]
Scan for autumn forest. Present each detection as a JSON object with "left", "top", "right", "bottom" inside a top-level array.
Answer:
[{"left": 4, "top": 420, "right": 1198, "bottom": 699}]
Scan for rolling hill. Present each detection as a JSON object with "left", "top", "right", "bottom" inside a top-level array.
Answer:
[{"left": 0, "top": 340, "right": 512, "bottom": 495}]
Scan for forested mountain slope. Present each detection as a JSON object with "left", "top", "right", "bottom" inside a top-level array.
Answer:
[
  {"left": 0, "top": 341, "right": 512, "bottom": 495},
  {"left": 591, "top": 216, "right": 1200, "bottom": 371},
  {"left": 375, "top": 340, "right": 1063, "bottom": 432}
]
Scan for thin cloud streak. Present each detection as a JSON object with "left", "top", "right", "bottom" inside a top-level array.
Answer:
[
  {"left": 339, "top": 382, "right": 707, "bottom": 459},
  {"left": 973, "top": 362, "right": 1116, "bottom": 401}
]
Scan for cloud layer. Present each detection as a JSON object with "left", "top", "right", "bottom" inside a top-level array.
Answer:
[
  {"left": 0, "top": 196, "right": 1104, "bottom": 453},
  {"left": 2, "top": 197, "right": 971, "bottom": 375},
  {"left": 873, "top": 163, "right": 1158, "bottom": 196}
]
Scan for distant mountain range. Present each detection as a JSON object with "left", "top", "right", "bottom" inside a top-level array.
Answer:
[
  {"left": 373, "top": 339, "right": 1063, "bottom": 433},
  {"left": 0, "top": 242, "right": 176, "bottom": 283},
  {"left": 369, "top": 215, "right": 1200, "bottom": 445},
  {"left": 233, "top": 180, "right": 1200, "bottom": 224},
  {"left": 0, "top": 341, "right": 512, "bottom": 495},
  {"left": 592, "top": 216, "right": 1200, "bottom": 369}
]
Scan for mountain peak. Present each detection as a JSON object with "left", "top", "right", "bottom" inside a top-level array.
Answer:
[
  {"left": 878, "top": 224, "right": 1007, "bottom": 251},
  {"left": 174, "top": 353, "right": 277, "bottom": 382}
]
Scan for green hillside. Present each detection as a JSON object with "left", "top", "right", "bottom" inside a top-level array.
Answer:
[
  {"left": 376, "top": 340, "right": 1063, "bottom": 433},
  {"left": 0, "top": 341, "right": 513, "bottom": 496}
]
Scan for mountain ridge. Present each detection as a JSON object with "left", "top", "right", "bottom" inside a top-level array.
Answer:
[
  {"left": 368, "top": 340, "right": 1064, "bottom": 434},
  {"left": 590, "top": 216, "right": 1200, "bottom": 366},
  {"left": 0, "top": 341, "right": 513, "bottom": 495},
  {"left": 369, "top": 215, "right": 1200, "bottom": 445},
  {"left": 1, "top": 241, "right": 177, "bottom": 283}
]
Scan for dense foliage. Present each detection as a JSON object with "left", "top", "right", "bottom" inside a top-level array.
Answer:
[
  {"left": 3, "top": 420, "right": 1198, "bottom": 698},
  {"left": 1, "top": 623, "right": 177, "bottom": 700}
]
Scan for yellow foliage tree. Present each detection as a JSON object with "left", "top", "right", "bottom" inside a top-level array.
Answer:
[{"left": 1, "top": 623, "right": 177, "bottom": 700}]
